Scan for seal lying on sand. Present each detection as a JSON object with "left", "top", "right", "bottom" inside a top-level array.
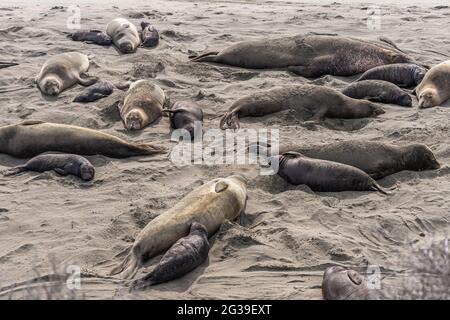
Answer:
[
  {"left": 272, "top": 151, "right": 391, "bottom": 194},
  {"left": 67, "top": 30, "right": 112, "bottom": 45},
  {"left": 110, "top": 175, "right": 248, "bottom": 279},
  {"left": 191, "top": 34, "right": 412, "bottom": 77},
  {"left": 140, "top": 22, "right": 159, "bottom": 47},
  {"left": 73, "top": 81, "right": 114, "bottom": 103},
  {"left": 220, "top": 85, "right": 385, "bottom": 129},
  {"left": 36, "top": 52, "right": 98, "bottom": 96},
  {"left": 3, "top": 153, "right": 95, "bottom": 181},
  {"left": 356, "top": 63, "right": 427, "bottom": 88},
  {"left": 0, "top": 121, "right": 165, "bottom": 158},
  {"left": 342, "top": 80, "right": 412, "bottom": 107},
  {"left": 130, "top": 222, "right": 210, "bottom": 290},
  {"left": 164, "top": 101, "right": 203, "bottom": 139},
  {"left": 415, "top": 60, "right": 450, "bottom": 108},
  {"left": 107, "top": 18, "right": 141, "bottom": 54}
]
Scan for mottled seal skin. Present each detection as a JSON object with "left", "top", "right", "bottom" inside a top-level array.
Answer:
[
  {"left": 73, "top": 81, "right": 114, "bottom": 103},
  {"left": 0, "top": 120, "right": 165, "bottom": 159},
  {"left": 130, "top": 222, "right": 210, "bottom": 290},
  {"left": 36, "top": 52, "right": 98, "bottom": 96},
  {"left": 140, "top": 22, "right": 159, "bottom": 47},
  {"left": 220, "top": 84, "right": 385, "bottom": 129},
  {"left": 342, "top": 80, "right": 412, "bottom": 107},
  {"left": 106, "top": 18, "right": 140, "bottom": 54},
  {"left": 164, "top": 101, "right": 203, "bottom": 139},
  {"left": 357, "top": 63, "right": 427, "bottom": 88},
  {"left": 67, "top": 30, "right": 112, "bottom": 45},
  {"left": 322, "top": 266, "right": 382, "bottom": 300},
  {"left": 110, "top": 175, "right": 248, "bottom": 279},
  {"left": 191, "top": 34, "right": 412, "bottom": 77},
  {"left": 273, "top": 152, "right": 390, "bottom": 194},
  {"left": 3, "top": 154, "right": 95, "bottom": 181},
  {"left": 415, "top": 60, "right": 450, "bottom": 108},
  {"left": 119, "top": 80, "right": 165, "bottom": 130}
]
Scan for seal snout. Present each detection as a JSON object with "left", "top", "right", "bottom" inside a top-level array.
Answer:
[
  {"left": 80, "top": 164, "right": 95, "bottom": 181},
  {"left": 43, "top": 78, "right": 61, "bottom": 96},
  {"left": 119, "top": 42, "right": 134, "bottom": 53}
]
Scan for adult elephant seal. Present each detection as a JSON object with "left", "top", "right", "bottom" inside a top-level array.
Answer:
[
  {"left": 110, "top": 174, "right": 248, "bottom": 279},
  {"left": 164, "top": 101, "right": 203, "bottom": 139},
  {"left": 119, "top": 80, "right": 165, "bottom": 130},
  {"left": 0, "top": 121, "right": 165, "bottom": 158},
  {"left": 130, "top": 222, "right": 209, "bottom": 290},
  {"left": 322, "top": 266, "right": 382, "bottom": 300},
  {"left": 357, "top": 63, "right": 427, "bottom": 88},
  {"left": 271, "top": 151, "right": 391, "bottom": 194},
  {"left": 106, "top": 18, "right": 140, "bottom": 54},
  {"left": 191, "top": 34, "right": 412, "bottom": 77},
  {"left": 36, "top": 52, "right": 98, "bottom": 96},
  {"left": 3, "top": 153, "right": 95, "bottom": 181},
  {"left": 415, "top": 60, "right": 450, "bottom": 108},
  {"left": 220, "top": 84, "right": 385, "bottom": 129},
  {"left": 342, "top": 80, "right": 412, "bottom": 107}
]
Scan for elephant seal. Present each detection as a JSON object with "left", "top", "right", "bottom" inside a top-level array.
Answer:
[
  {"left": 271, "top": 152, "right": 391, "bottom": 193},
  {"left": 220, "top": 84, "right": 385, "bottom": 129},
  {"left": 119, "top": 80, "right": 165, "bottom": 130},
  {"left": 106, "top": 18, "right": 140, "bottom": 54},
  {"left": 73, "top": 81, "right": 114, "bottom": 103},
  {"left": 36, "top": 52, "right": 98, "bottom": 96},
  {"left": 67, "top": 30, "right": 112, "bottom": 45},
  {"left": 130, "top": 222, "right": 209, "bottom": 290},
  {"left": 191, "top": 34, "right": 412, "bottom": 77},
  {"left": 140, "top": 22, "right": 159, "bottom": 47},
  {"left": 357, "top": 63, "right": 427, "bottom": 88},
  {"left": 164, "top": 101, "right": 203, "bottom": 139},
  {"left": 322, "top": 266, "right": 382, "bottom": 300},
  {"left": 342, "top": 80, "right": 412, "bottom": 107},
  {"left": 110, "top": 174, "right": 248, "bottom": 279},
  {"left": 415, "top": 60, "right": 450, "bottom": 108},
  {"left": 3, "top": 153, "right": 95, "bottom": 181},
  {"left": 0, "top": 121, "right": 165, "bottom": 158}
]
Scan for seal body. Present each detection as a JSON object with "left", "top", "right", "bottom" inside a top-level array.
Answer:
[
  {"left": 67, "top": 30, "right": 112, "bottom": 45},
  {"left": 36, "top": 52, "right": 98, "bottom": 96},
  {"left": 0, "top": 121, "right": 165, "bottom": 159},
  {"left": 165, "top": 101, "right": 203, "bottom": 139},
  {"left": 220, "top": 84, "right": 385, "bottom": 129},
  {"left": 106, "top": 18, "right": 140, "bottom": 54},
  {"left": 130, "top": 222, "right": 210, "bottom": 290},
  {"left": 415, "top": 60, "right": 450, "bottom": 108},
  {"left": 191, "top": 34, "right": 412, "bottom": 77},
  {"left": 119, "top": 80, "right": 165, "bottom": 130},
  {"left": 110, "top": 175, "right": 248, "bottom": 279},
  {"left": 342, "top": 80, "right": 412, "bottom": 107},
  {"left": 73, "top": 81, "right": 114, "bottom": 103},
  {"left": 357, "top": 63, "right": 427, "bottom": 88},
  {"left": 3, "top": 153, "right": 95, "bottom": 181},
  {"left": 140, "top": 22, "right": 159, "bottom": 47}
]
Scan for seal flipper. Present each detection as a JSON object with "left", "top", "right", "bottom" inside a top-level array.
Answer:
[
  {"left": 20, "top": 120, "right": 45, "bottom": 126},
  {"left": 215, "top": 180, "right": 229, "bottom": 193},
  {"left": 2, "top": 166, "right": 27, "bottom": 176},
  {"left": 76, "top": 74, "right": 98, "bottom": 86},
  {"left": 370, "top": 182, "right": 394, "bottom": 195},
  {"left": 54, "top": 167, "right": 69, "bottom": 176},
  {"left": 110, "top": 252, "right": 139, "bottom": 279},
  {"left": 190, "top": 51, "right": 220, "bottom": 62}
]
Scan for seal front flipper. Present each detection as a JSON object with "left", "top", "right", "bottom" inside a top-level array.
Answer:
[{"left": 54, "top": 167, "right": 69, "bottom": 176}]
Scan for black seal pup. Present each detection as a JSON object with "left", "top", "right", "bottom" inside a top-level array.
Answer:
[
  {"left": 73, "top": 81, "right": 115, "bottom": 103},
  {"left": 67, "top": 30, "right": 112, "bottom": 45},
  {"left": 356, "top": 63, "right": 427, "bottom": 88},
  {"left": 164, "top": 101, "right": 203, "bottom": 139},
  {"left": 140, "top": 22, "right": 159, "bottom": 47}
]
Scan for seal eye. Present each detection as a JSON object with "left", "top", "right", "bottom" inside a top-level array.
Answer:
[{"left": 347, "top": 270, "right": 363, "bottom": 285}]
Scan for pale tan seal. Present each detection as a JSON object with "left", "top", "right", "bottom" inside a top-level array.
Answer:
[
  {"left": 106, "top": 18, "right": 141, "bottom": 54},
  {"left": 415, "top": 60, "right": 450, "bottom": 108}
]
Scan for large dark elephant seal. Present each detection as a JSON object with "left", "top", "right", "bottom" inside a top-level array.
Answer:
[
  {"left": 272, "top": 151, "right": 391, "bottom": 194},
  {"left": 119, "top": 80, "right": 165, "bottom": 130},
  {"left": 220, "top": 84, "right": 385, "bottom": 129},
  {"left": 73, "top": 81, "right": 114, "bottom": 103},
  {"left": 342, "top": 80, "right": 412, "bottom": 107},
  {"left": 67, "top": 30, "right": 112, "bottom": 45},
  {"left": 106, "top": 18, "right": 141, "bottom": 54},
  {"left": 3, "top": 153, "right": 95, "bottom": 181},
  {"left": 191, "top": 34, "right": 412, "bottom": 77},
  {"left": 164, "top": 101, "right": 203, "bottom": 139},
  {"left": 0, "top": 121, "right": 165, "bottom": 158},
  {"left": 130, "top": 222, "right": 209, "bottom": 290},
  {"left": 110, "top": 175, "right": 247, "bottom": 279},
  {"left": 357, "top": 63, "right": 427, "bottom": 88},
  {"left": 415, "top": 60, "right": 450, "bottom": 108},
  {"left": 36, "top": 52, "right": 98, "bottom": 96}
]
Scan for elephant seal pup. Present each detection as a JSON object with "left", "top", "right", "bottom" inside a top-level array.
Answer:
[
  {"left": 140, "top": 22, "right": 159, "bottom": 47},
  {"left": 0, "top": 121, "right": 165, "bottom": 158},
  {"left": 191, "top": 34, "right": 412, "bottom": 77},
  {"left": 357, "top": 63, "right": 427, "bottom": 88},
  {"left": 110, "top": 174, "right": 248, "bottom": 279},
  {"left": 73, "top": 81, "right": 114, "bottom": 103},
  {"left": 415, "top": 60, "right": 450, "bottom": 108},
  {"left": 3, "top": 153, "right": 95, "bottom": 181},
  {"left": 272, "top": 152, "right": 390, "bottom": 193},
  {"left": 36, "top": 52, "right": 98, "bottom": 96},
  {"left": 164, "top": 101, "right": 203, "bottom": 139},
  {"left": 130, "top": 222, "right": 210, "bottom": 290},
  {"left": 220, "top": 84, "right": 385, "bottom": 129},
  {"left": 119, "top": 80, "right": 165, "bottom": 130},
  {"left": 106, "top": 18, "right": 140, "bottom": 54},
  {"left": 322, "top": 266, "right": 382, "bottom": 300},
  {"left": 342, "top": 80, "right": 412, "bottom": 107},
  {"left": 67, "top": 30, "right": 112, "bottom": 45}
]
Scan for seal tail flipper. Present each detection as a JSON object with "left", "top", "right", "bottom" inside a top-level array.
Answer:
[
  {"left": 2, "top": 166, "right": 27, "bottom": 176},
  {"left": 220, "top": 111, "right": 240, "bottom": 130},
  {"left": 190, "top": 51, "right": 220, "bottom": 62},
  {"left": 0, "top": 62, "right": 19, "bottom": 69},
  {"left": 129, "top": 273, "right": 155, "bottom": 291},
  {"left": 130, "top": 143, "right": 167, "bottom": 156},
  {"left": 77, "top": 74, "right": 98, "bottom": 86},
  {"left": 110, "top": 253, "right": 139, "bottom": 279},
  {"left": 378, "top": 36, "right": 404, "bottom": 53},
  {"left": 371, "top": 182, "right": 395, "bottom": 195}
]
